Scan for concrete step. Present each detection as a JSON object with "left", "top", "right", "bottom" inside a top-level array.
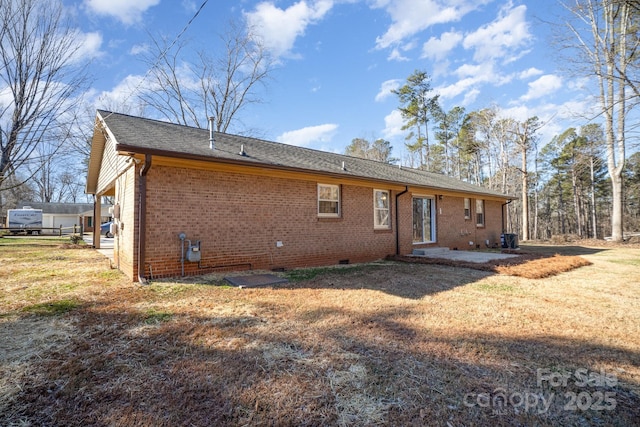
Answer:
[{"left": 412, "top": 247, "right": 450, "bottom": 256}]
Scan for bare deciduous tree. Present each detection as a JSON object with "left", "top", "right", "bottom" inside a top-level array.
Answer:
[
  {"left": 512, "top": 117, "right": 542, "bottom": 241},
  {"left": 561, "top": 0, "right": 639, "bottom": 241},
  {"left": 0, "top": 0, "right": 89, "bottom": 196},
  {"left": 140, "top": 20, "right": 274, "bottom": 133}
]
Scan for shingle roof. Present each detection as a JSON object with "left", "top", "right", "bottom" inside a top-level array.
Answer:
[{"left": 97, "top": 110, "right": 511, "bottom": 200}]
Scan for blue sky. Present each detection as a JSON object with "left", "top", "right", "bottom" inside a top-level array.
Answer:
[{"left": 72, "top": 0, "right": 592, "bottom": 161}]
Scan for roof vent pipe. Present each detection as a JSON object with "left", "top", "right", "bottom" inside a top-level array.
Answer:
[{"left": 208, "top": 116, "right": 215, "bottom": 150}]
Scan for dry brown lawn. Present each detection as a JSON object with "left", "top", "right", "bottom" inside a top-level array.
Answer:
[{"left": 1, "top": 236, "right": 639, "bottom": 426}]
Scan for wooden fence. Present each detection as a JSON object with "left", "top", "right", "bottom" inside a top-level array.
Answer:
[{"left": 0, "top": 224, "right": 84, "bottom": 236}]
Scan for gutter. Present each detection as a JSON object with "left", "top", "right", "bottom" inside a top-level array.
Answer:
[
  {"left": 395, "top": 186, "right": 409, "bottom": 255},
  {"left": 138, "top": 154, "right": 152, "bottom": 284}
]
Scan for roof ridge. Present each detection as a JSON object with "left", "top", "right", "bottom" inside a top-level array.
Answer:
[
  {"left": 96, "top": 110, "right": 512, "bottom": 199},
  {"left": 98, "top": 110, "right": 206, "bottom": 132},
  {"left": 100, "top": 110, "right": 408, "bottom": 169}
]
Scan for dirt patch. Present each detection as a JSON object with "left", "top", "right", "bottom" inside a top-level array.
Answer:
[
  {"left": 57, "top": 243, "right": 92, "bottom": 249},
  {"left": 0, "top": 316, "right": 73, "bottom": 418}
]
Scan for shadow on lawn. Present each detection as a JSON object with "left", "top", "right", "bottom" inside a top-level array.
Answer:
[
  {"left": 276, "top": 262, "right": 496, "bottom": 299},
  {"left": 2, "top": 301, "right": 639, "bottom": 427},
  {"left": 517, "top": 243, "right": 610, "bottom": 256},
  {"left": 271, "top": 244, "right": 601, "bottom": 299}
]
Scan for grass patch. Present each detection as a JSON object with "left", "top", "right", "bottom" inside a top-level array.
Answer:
[
  {"left": 97, "top": 269, "right": 124, "bottom": 280},
  {"left": 473, "top": 282, "right": 518, "bottom": 293},
  {"left": 0, "top": 236, "right": 71, "bottom": 246},
  {"left": 147, "top": 282, "right": 202, "bottom": 296},
  {"left": 284, "top": 265, "right": 366, "bottom": 282},
  {"left": 21, "top": 299, "right": 80, "bottom": 316},
  {"left": 608, "top": 258, "right": 640, "bottom": 267},
  {"left": 143, "top": 308, "right": 173, "bottom": 324}
]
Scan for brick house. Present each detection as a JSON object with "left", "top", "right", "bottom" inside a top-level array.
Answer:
[{"left": 86, "top": 110, "right": 514, "bottom": 282}]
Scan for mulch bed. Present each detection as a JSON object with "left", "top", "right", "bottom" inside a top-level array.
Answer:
[{"left": 388, "top": 251, "right": 592, "bottom": 279}]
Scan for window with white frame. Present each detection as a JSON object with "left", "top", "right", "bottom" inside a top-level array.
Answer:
[
  {"left": 318, "top": 184, "right": 340, "bottom": 217},
  {"left": 464, "top": 198, "right": 471, "bottom": 219},
  {"left": 374, "top": 189, "right": 390, "bottom": 229},
  {"left": 412, "top": 196, "right": 436, "bottom": 243},
  {"left": 476, "top": 199, "right": 485, "bottom": 226}
]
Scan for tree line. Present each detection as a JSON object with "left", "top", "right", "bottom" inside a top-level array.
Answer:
[
  {"left": 346, "top": 0, "right": 640, "bottom": 242},
  {"left": 345, "top": 67, "right": 640, "bottom": 241}
]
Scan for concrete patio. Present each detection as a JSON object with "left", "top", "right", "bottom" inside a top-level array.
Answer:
[
  {"left": 83, "top": 232, "right": 114, "bottom": 260},
  {"left": 411, "top": 247, "right": 520, "bottom": 263}
]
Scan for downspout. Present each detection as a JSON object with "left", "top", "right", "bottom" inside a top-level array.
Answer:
[
  {"left": 138, "top": 154, "right": 152, "bottom": 284},
  {"left": 395, "top": 186, "right": 409, "bottom": 255},
  {"left": 502, "top": 199, "right": 513, "bottom": 232}
]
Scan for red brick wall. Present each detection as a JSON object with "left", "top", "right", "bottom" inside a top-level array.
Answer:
[
  {"left": 397, "top": 192, "right": 505, "bottom": 254},
  {"left": 114, "top": 163, "right": 508, "bottom": 281},
  {"left": 433, "top": 195, "right": 504, "bottom": 249},
  {"left": 141, "top": 166, "right": 398, "bottom": 278}
]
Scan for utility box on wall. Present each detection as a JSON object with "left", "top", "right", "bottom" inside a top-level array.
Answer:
[{"left": 186, "top": 240, "right": 201, "bottom": 262}]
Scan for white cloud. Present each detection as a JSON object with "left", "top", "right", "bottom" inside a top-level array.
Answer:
[
  {"left": 430, "top": 58, "right": 451, "bottom": 79},
  {"left": 454, "top": 63, "right": 486, "bottom": 79},
  {"left": 129, "top": 43, "right": 149, "bottom": 56},
  {"left": 387, "top": 48, "right": 410, "bottom": 62},
  {"left": 71, "top": 31, "right": 103, "bottom": 62},
  {"left": 181, "top": 0, "right": 197, "bottom": 13},
  {"left": 519, "top": 67, "right": 543, "bottom": 79},
  {"left": 375, "top": 79, "right": 402, "bottom": 102},
  {"left": 95, "top": 74, "right": 146, "bottom": 110},
  {"left": 463, "top": 3, "right": 531, "bottom": 62},
  {"left": 373, "top": 0, "right": 486, "bottom": 50},
  {"left": 84, "top": 0, "right": 160, "bottom": 25},
  {"left": 277, "top": 123, "right": 338, "bottom": 147},
  {"left": 421, "top": 30, "right": 463, "bottom": 61},
  {"left": 0, "top": 85, "right": 12, "bottom": 109},
  {"left": 520, "top": 74, "right": 562, "bottom": 101},
  {"left": 381, "top": 109, "right": 404, "bottom": 139},
  {"left": 371, "top": 0, "right": 492, "bottom": 49},
  {"left": 496, "top": 104, "right": 534, "bottom": 122},
  {"left": 567, "top": 77, "right": 591, "bottom": 91},
  {"left": 437, "top": 77, "right": 478, "bottom": 100},
  {"left": 461, "top": 88, "right": 480, "bottom": 105},
  {"left": 555, "top": 98, "right": 598, "bottom": 121},
  {"left": 436, "top": 61, "right": 500, "bottom": 101},
  {"left": 245, "top": 0, "right": 333, "bottom": 59}
]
